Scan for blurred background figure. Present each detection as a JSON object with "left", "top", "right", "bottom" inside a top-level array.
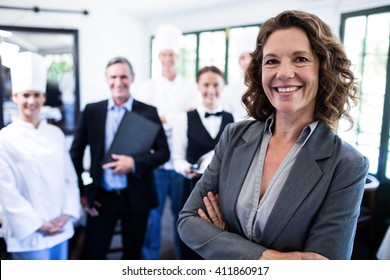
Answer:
[
  {"left": 221, "top": 28, "right": 258, "bottom": 121},
  {"left": 58, "top": 69, "right": 76, "bottom": 132},
  {"left": 70, "top": 57, "right": 169, "bottom": 260},
  {"left": 0, "top": 51, "right": 80, "bottom": 260},
  {"left": 172, "top": 66, "right": 234, "bottom": 259},
  {"left": 377, "top": 223, "right": 390, "bottom": 259},
  {"left": 137, "top": 24, "right": 200, "bottom": 260}
]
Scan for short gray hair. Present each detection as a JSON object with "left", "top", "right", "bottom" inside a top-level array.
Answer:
[{"left": 105, "top": 57, "right": 135, "bottom": 77}]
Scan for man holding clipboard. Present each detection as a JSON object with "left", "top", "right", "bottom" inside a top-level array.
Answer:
[{"left": 70, "top": 57, "right": 169, "bottom": 260}]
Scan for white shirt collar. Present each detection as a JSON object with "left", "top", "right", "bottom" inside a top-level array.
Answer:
[
  {"left": 196, "top": 104, "right": 223, "bottom": 117},
  {"left": 11, "top": 117, "right": 48, "bottom": 130},
  {"left": 107, "top": 96, "right": 133, "bottom": 111}
]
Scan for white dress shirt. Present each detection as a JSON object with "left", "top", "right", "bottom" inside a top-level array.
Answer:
[
  {"left": 135, "top": 75, "right": 200, "bottom": 169},
  {"left": 172, "top": 105, "right": 224, "bottom": 177},
  {"left": 0, "top": 119, "right": 80, "bottom": 252},
  {"left": 102, "top": 97, "right": 133, "bottom": 191}
]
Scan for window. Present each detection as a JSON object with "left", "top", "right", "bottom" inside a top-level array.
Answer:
[
  {"left": 150, "top": 24, "right": 260, "bottom": 83},
  {"left": 198, "top": 30, "right": 226, "bottom": 71},
  {"left": 0, "top": 26, "right": 80, "bottom": 134},
  {"left": 227, "top": 26, "right": 259, "bottom": 83},
  {"left": 339, "top": 6, "right": 390, "bottom": 181}
]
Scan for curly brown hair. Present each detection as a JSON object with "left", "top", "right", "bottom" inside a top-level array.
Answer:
[{"left": 243, "top": 10, "right": 358, "bottom": 131}]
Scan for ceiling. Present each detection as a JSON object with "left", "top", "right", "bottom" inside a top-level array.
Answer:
[
  {"left": 0, "top": 0, "right": 323, "bottom": 56},
  {"left": 0, "top": 0, "right": 261, "bottom": 20},
  {"left": 0, "top": 0, "right": 263, "bottom": 55}
]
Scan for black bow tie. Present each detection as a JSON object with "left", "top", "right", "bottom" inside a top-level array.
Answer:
[{"left": 205, "top": 112, "right": 222, "bottom": 118}]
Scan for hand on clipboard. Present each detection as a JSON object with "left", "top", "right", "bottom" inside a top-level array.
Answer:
[
  {"left": 102, "top": 154, "right": 135, "bottom": 175},
  {"left": 102, "top": 111, "right": 161, "bottom": 170}
]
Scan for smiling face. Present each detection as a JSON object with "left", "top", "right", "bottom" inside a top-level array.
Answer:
[
  {"left": 106, "top": 62, "right": 133, "bottom": 106},
  {"left": 262, "top": 27, "right": 319, "bottom": 120},
  {"left": 197, "top": 70, "right": 225, "bottom": 110},
  {"left": 239, "top": 52, "right": 252, "bottom": 72},
  {"left": 159, "top": 49, "right": 177, "bottom": 70},
  {"left": 12, "top": 90, "right": 46, "bottom": 124}
]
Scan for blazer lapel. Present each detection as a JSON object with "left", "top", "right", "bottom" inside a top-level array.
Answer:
[
  {"left": 95, "top": 100, "right": 108, "bottom": 161},
  {"left": 224, "top": 122, "right": 264, "bottom": 233},
  {"left": 132, "top": 99, "right": 141, "bottom": 113},
  {"left": 261, "top": 122, "right": 334, "bottom": 246}
]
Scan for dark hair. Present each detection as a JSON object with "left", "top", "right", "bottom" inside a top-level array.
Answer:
[
  {"left": 243, "top": 10, "right": 358, "bottom": 131},
  {"left": 196, "top": 66, "right": 226, "bottom": 83},
  {"left": 105, "top": 56, "right": 135, "bottom": 77}
]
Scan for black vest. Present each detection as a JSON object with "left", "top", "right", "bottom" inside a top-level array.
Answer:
[{"left": 186, "top": 110, "right": 234, "bottom": 164}]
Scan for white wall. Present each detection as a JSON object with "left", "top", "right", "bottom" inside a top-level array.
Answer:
[
  {"left": 0, "top": 0, "right": 389, "bottom": 109},
  {"left": 0, "top": 2, "right": 149, "bottom": 108},
  {"left": 145, "top": 0, "right": 390, "bottom": 66},
  {"left": 146, "top": 0, "right": 389, "bottom": 33}
]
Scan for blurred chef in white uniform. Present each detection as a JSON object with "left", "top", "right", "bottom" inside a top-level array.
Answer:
[
  {"left": 221, "top": 28, "right": 258, "bottom": 121},
  {"left": 0, "top": 51, "right": 80, "bottom": 260},
  {"left": 136, "top": 24, "right": 200, "bottom": 260}
]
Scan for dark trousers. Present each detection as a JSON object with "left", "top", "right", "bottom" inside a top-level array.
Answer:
[{"left": 81, "top": 187, "right": 149, "bottom": 260}]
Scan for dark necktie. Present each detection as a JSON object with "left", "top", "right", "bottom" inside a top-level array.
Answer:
[{"left": 205, "top": 112, "right": 222, "bottom": 118}]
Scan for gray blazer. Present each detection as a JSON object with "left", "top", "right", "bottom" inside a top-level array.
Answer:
[{"left": 177, "top": 120, "right": 369, "bottom": 260}]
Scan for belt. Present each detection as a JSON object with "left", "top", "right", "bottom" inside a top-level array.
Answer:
[{"left": 99, "top": 186, "right": 126, "bottom": 195}]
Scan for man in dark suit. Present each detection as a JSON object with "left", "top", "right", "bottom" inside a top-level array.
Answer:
[{"left": 70, "top": 57, "right": 169, "bottom": 259}]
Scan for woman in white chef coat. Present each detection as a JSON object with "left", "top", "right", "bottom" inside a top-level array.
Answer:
[{"left": 0, "top": 52, "right": 80, "bottom": 260}]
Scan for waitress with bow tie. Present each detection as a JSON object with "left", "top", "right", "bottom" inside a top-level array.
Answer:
[{"left": 172, "top": 66, "right": 234, "bottom": 259}]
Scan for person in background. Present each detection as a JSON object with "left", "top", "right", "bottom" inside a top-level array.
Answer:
[
  {"left": 70, "top": 57, "right": 169, "bottom": 260},
  {"left": 221, "top": 28, "right": 258, "bottom": 121},
  {"left": 0, "top": 51, "right": 80, "bottom": 260},
  {"left": 0, "top": 55, "right": 4, "bottom": 129},
  {"left": 58, "top": 70, "right": 76, "bottom": 132},
  {"left": 377, "top": 224, "right": 390, "bottom": 260},
  {"left": 136, "top": 24, "right": 200, "bottom": 260},
  {"left": 173, "top": 66, "right": 234, "bottom": 259},
  {"left": 177, "top": 10, "right": 369, "bottom": 260}
]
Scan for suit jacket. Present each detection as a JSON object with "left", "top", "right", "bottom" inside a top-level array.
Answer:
[
  {"left": 70, "top": 99, "right": 170, "bottom": 212},
  {"left": 178, "top": 120, "right": 369, "bottom": 260}
]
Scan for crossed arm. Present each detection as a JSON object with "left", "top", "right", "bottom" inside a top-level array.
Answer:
[{"left": 198, "top": 191, "right": 328, "bottom": 260}]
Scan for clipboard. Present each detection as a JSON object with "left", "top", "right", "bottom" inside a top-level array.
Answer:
[{"left": 103, "top": 111, "right": 161, "bottom": 164}]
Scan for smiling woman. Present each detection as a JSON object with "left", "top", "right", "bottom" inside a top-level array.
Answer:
[
  {"left": 177, "top": 10, "right": 369, "bottom": 260},
  {"left": 261, "top": 28, "right": 319, "bottom": 121},
  {"left": 0, "top": 25, "right": 80, "bottom": 134},
  {"left": 0, "top": 51, "right": 81, "bottom": 260}
]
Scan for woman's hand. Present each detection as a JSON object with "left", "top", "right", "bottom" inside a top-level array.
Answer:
[
  {"left": 259, "top": 249, "right": 328, "bottom": 260},
  {"left": 198, "top": 191, "right": 226, "bottom": 230},
  {"left": 38, "top": 221, "right": 57, "bottom": 235},
  {"left": 51, "top": 214, "right": 69, "bottom": 228},
  {"left": 38, "top": 215, "right": 69, "bottom": 236},
  {"left": 184, "top": 166, "right": 201, "bottom": 179}
]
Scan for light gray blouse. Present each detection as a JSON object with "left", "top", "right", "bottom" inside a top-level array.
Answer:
[{"left": 236, "top": 115, "right": 318, "bottom": 242}]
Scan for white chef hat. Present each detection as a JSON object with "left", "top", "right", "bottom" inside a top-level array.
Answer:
[
  {"left": 10, "top": 51, "right": 47, "bottom": 94},
  {"left": 236, "top": 28, "right": 258, "bottom": 56},
  {"left": 155, "top": 24, "right": 182, "bottom": 54}
]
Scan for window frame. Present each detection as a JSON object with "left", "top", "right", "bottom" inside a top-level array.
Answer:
[
  {"left": 340, "top": 5, "right": 390, "bottom": 182},
  {"left": 149, "top": 23, "right": 260, "bottom": 83}
]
